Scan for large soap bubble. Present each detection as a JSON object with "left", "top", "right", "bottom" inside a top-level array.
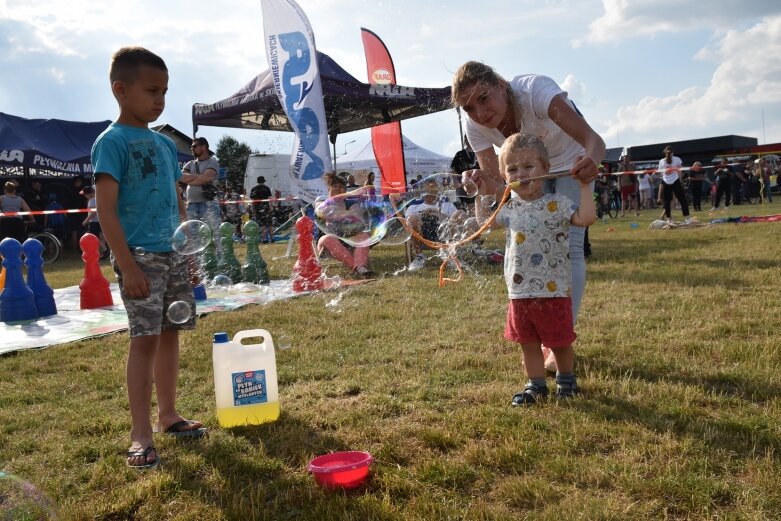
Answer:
[
  {"left": 312, "top": 173, "right": 479, "bottom": 250},
  {"left": 313, "top": 187, "right": 390, "bottom": 248},
  {"left": 172, "top": 220, "right": 212, "bottom": 255},
  {"left": 0, "top": 471, "right": 57, "bottom": 519}
]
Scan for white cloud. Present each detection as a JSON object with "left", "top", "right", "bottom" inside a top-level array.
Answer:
[
  {"left": 603, "top": 15, "right": 781, "bottom": 144},
  {"left": 578, "top": 0, "right": 781, "bottom": 46},
  {"left": 560, "top": 74, "right": 587, "bottom": 105}
]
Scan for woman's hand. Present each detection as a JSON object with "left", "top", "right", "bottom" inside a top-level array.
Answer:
[{"left": 571, "top": 155, "right": 599, "bottom": 184}]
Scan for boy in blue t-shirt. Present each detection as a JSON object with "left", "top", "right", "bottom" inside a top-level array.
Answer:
[{"left": 91, "top": 46, "right": 205, "bottom": 470}]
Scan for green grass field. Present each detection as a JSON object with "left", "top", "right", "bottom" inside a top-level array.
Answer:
[{"left": 1, "top": 202, "right": 780, "bottom": 520}]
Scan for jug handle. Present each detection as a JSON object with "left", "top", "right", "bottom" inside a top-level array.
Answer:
[{"left": 232, "top": 329, "right": 271, "bottom": 346}]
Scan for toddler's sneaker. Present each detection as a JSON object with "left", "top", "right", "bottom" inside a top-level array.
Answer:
[
  {"left": 408, "top": 254, "right": 426, "bottom": 271},
  {"left": 511, "top": 382, "right": 549, "bottom": 406},
  {"left": 555, "top": 374, "right": 580, "bottom": 399},
  {"left": 684, "top": 216, "right": 697, "bottom": 225}
]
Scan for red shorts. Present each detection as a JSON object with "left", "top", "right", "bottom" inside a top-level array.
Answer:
[
  {"left": 504, "top": 297, "right": 576, "bottom": 348},
  {"left": 620, "top": 185, "right": 636, "bottom": 201}
]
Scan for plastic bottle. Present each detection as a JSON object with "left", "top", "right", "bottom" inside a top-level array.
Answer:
[{"left": 213, "top": 330, "right": 280, "bottom": 427}]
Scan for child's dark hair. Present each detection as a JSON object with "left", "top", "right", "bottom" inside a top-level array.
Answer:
[
  {"left": 110, "top": 46, "right": 167, "bottom": 83},
  {"left": 324, "top": 172, "right": 347, "bottom": 189}
]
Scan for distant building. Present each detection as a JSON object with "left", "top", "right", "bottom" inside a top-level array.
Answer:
[
  {"left": 151, "top": 124, "right": 193, "bottom": 158},
  {"left": 626, "top": 135, "right": 758, "bottom": 166}
]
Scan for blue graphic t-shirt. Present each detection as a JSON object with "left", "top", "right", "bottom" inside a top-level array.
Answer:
[
  {"left": 496, "top": 193, "right": 577, "bottom": 299},
  {"left": 91, "top": 123, "right": 181, "bottom": 252}
]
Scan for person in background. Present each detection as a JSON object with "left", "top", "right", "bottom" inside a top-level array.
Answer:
[
  {"left": 80, "top": 185, "right": 109, "bottom": 259},
  {"left": 657, "top": 146, "right": 692, "bottom": 223},
  {"left": 688, "top": 162, "right": 706, "bottom": 211},
  {"left": 731, "top": 160, "right": 749, "bottom": 205},
  {"left": 404, "top": 178, "right": 466, "bottom": 270},
  {"left": 43, "top": 194, "right": 67, "bottom": 243},
  {"left": 0, "top": 181, "right": 35, "bottom": 243},
  {"left": 361, "top": 171, "right": 377, "bottom": 198},
  {"left": 180, "top": 137, "right": 222, "bottom": 253},
  {"left": 618, "top": 155, "right": 639, "bottom": 217},
  {"left": 759, "top": 158, "right": 773, "bottom": 203},
  {"left": 23, "top": 179, "right": 46, "bottom": 227},
  {"left": 67, "top": 176, "right": 88, "bottom": 249},
  {"left": 223, "top": 185, "right": 245, "bottom": 240},
  {"left": 711, "top": 158, "right": 733, "bottom": 211},
  {"left": 474, "top": 133, "right": 596, "bottom": 405},
  {"left": 92, "top": 46, "right": 205, "bottom": 470},
  {"left": 637, "top": 171, "right": 652, "bottom": 210},
  {"left": 315, "top": 172, "right": 374, "bottom": 278},
  {"left": 249, "top": 176, "right": 273, "bottom": 243}
]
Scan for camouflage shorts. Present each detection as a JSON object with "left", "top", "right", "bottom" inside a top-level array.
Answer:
[{"left": 112, "top": 250, "right": 196, "bottom": 337}]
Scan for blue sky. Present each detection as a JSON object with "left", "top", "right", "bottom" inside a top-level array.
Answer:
[{"left": 2, "top": 0, "right": 781, "bottom": 160}]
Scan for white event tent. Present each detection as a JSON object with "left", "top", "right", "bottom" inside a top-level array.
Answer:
[{"left": 334, "top": 135, "right": 452, "bottom": 177}]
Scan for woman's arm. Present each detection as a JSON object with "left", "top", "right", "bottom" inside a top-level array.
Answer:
[{"left": 548, "top": 94, "right": 605, "bottom": 183}]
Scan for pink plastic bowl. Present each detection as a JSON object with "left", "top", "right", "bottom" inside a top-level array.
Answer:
[{"left": 307, "top": 451, "right": 373, "bottom": 489}]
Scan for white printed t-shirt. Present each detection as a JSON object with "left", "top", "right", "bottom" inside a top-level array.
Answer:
[
  {"left": 465, "top": 74, "right": 585, "bottom": 174},
  {"left": 496, "top": 193, "right": 576, "bottom": 300}
]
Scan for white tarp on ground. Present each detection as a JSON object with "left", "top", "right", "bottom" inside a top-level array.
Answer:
[{"left": 335, "top": 135, "right": 452, "bottom": 178}]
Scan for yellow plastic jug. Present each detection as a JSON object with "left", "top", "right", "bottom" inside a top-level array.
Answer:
[{"left": 213, "top": 329, "right": 280, "bottom": 427}]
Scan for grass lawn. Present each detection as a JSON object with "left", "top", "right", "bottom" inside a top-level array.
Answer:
[{"left": 1, "top": 202, "right": 780, "bottom": 520}]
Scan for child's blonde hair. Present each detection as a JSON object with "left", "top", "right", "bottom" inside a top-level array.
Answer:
[
  {"left": 451, "top": 61, "right": 523, "bottom": 129},
  {"left": 499, "top": 133, "right": 550, "bottom": 171}
]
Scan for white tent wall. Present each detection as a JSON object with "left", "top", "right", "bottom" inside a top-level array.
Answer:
[{"left": 334, "top": 135, "right": 452, "bottom": 189}]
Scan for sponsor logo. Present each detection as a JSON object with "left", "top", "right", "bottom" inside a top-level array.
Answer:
[
  {"left": 369, "top": 84, "right": 415, "bottom": 97},
  {"left": 0, "top": 149, "right": 24, "bottom": 164},
  {"left": 372, "top": 69, "right": 393, "bottom": 84},
  {"left": 270, "top": 31, "right": 326, "bottom": 182}
]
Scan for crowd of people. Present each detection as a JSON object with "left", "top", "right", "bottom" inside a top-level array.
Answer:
[{"left": 594, "top": 151, "right": 777, "bottom": 219}]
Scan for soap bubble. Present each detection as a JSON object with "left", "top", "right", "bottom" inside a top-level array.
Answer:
[
  {"left": 0, "top": 471, "right": 56, "bottom": 520},
  {"left": 462, "top": 179, "right": 479, "bottom": 198},
  {"left": 212, "top": 274, "right": 232, "bottom": 287},
  {"left": 313, "top": 190, "right": 387, "bottom": 248},
  {"left": 277, "top": 334, "right": 292, "bottom": 350},
  {"left": 172, "top": 220, "right": 212, "bottom": 255},
  {"left": 166, "top": 300, "right": 192, "bottom": 324},
  {"left": 379, "top": 217, "right": 412, "bottom": 246},
  {"left": 480, "top": 194, "right": 496, "bottom": 207},
  {"left": 311, "top": 173, "right": 486, "bottom": 253}
]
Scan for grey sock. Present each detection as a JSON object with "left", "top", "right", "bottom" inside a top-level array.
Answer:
[{"left": 530, "top": 377, "right": 547, "bottom": 389}]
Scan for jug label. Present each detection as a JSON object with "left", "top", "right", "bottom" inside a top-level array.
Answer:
[{"left": 232, "top": 370, "right": 268, "bottom": 406}]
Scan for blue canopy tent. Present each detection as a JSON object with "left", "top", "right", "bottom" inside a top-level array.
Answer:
[
  {"left": 0, "top": 113, "right": 111, "bottom": 178},
  {"left": 0, "top": 113, "right": 193, "bottom": 184}
]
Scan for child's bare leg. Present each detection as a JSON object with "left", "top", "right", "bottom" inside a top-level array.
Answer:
[
  {"left": 127, "top": 335, "right": 159, "bottom": 465},
  {"left": 155, "top": 330, "right": 203, "bottom": 432},
  {"left": 521, "top": 341, "right": 546, "bottom": 380},
  {"left": 551, "top": 345, "right": 574, "bottom": 373}
]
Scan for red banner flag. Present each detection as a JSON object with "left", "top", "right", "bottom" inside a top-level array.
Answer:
[{"left": 360, "top": 28, "right": 406, "bottom": 195}]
